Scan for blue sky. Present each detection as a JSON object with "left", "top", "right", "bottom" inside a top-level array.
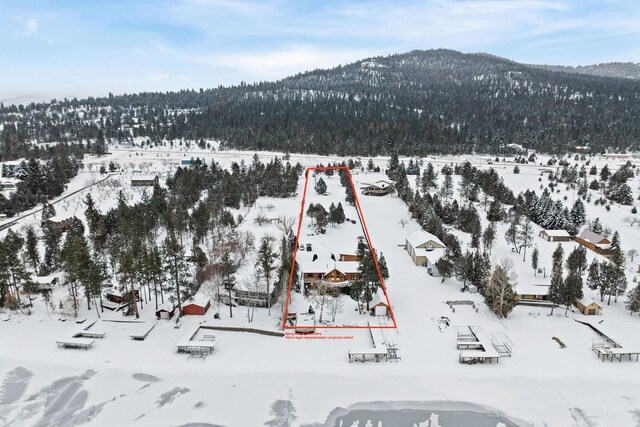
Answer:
[{"left": 1, "top": 0, "right": 639, "bottom": 102}]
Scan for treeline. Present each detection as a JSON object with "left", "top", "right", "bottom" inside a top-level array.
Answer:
[
  {"left": 0, "top": 156, "right": 83, "bottom": 216},
  {"left": 167, "top": 155, "right": 303, "bottom": 210},
  {"left": 1, "top": 155, "right": 303, "bottom": 318},
  {"left": 3, "top": 50, "right": 640, "bottom": 158}
]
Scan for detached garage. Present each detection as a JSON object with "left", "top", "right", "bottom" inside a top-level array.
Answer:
[
  {"left": 155, "top": 303, "right": 176, "bottom": 320},
  {"left": 576, "top": 299, "right": 603, "bottom": 316},
  {"left": 370, "top": 293, "right": 391, "bottom": 316},
  {"left": 182, "top": 295, "right": 211, "bottom": 316},
  {"left": 539, "top": 230, "right": 571, "bottom": 242}
]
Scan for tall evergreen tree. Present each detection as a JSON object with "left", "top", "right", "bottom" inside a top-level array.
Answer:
[
  {"left": 548, "top": 244, "right": 564, "bottom": 315},
  {"left": 256, "top": 236, "right": 278, "bottom": 315}
]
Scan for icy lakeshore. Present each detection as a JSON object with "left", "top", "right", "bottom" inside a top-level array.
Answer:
[{"left": 1, "top": 148, "right": 640, "bottom": 426}]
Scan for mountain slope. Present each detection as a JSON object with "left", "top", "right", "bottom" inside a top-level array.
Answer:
[
  {"left": 1, "top": 49, "right": 640, "bottom": 158},
  {"left": 534, "top": 62, "right": 640, "bottom": 80}
]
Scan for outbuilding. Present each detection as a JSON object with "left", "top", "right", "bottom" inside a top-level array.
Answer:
[
  {"left": 404, "top": 230, "right": 446, "bottom": 276},
  {"left": 575, "top": 299, "right": 603, "bottom": 316},
  {"left": 370, "top": 293, "right": 391, "bottom": 316},
  {"left": 41, "top": 216, "right": 75, "bottom": 232},
  {"left": 514, "top": 284, "right": 550, "bottom": 302},
  {"left": 181, "top": 295, "right": 211, "bottom": 315},
  {"left": 539, "top": 229, "right": 571, "bottom": 242},
  {"left": 575, "top": 229, "right": 611, "bottom": 255},
  {"left": 155, "top": 303, "right": 176, "bottom": 320},
  {"left": 131, "top": 175, "right": 159, "bottom": 187}
]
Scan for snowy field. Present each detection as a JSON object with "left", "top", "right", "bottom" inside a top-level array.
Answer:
[{"left": 1, "top": 147, "right": 640, "bottom": 426}]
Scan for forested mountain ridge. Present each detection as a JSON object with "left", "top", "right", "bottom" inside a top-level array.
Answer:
[
  {"left": 534, "top": 62, "right": 640, "bottom": 81},
  {"left": 1, "top": 49, "right": 640, "bottom": 159}
]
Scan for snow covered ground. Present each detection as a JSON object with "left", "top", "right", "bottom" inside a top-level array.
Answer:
[{"left": 1, "top": 149, "right": 640, "bottom": 426}]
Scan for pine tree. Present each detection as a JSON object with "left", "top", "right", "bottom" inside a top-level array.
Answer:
[
  {"left": 518, "top": 218, "right": 534, "bottom": 261},
  {"left": 455, "top": 251, "right": 475, "bottom": 290},
  {"left": 328, "top": 202, "right": 346, "bottom": 226},
  {"left": 590, "top": 218, "right": 603, "bottom": 234},
  {"left": 387, "top": 152, "right": 400, "bottom": 179},
  {"left": 470, "top": 251, "right": 492, "bottom": 292},
  {"left": 439, "top": 173, "right": 453, "bottom": 202},
  {"left": 435, "top": 234, "right": 461, "bottom": 282},
  {"left": 570, "top": 199, "right": 586, "bottom": 228},
  {"left": 487, "top": 200, "right": 502, "bottom": 222},
  {"left": 531, "top": 247, "right": 539, "bottom": 276},
  {"left": 220, "top": 250, "right": 237, "bottom": 318},
  {"left": 25, "top": 227, "right": 39, "bottom": 270},
  {"left": 625, "top": 286, "right": 640, "bottom": 315},
  {"left": 367, "top": 158, "right": 375, "bottom": 171},
  {"left": 548, "top": 244, "right": 564, "bottom": 315},
  {"left": 256, "top": 236, "right": 278, "bottom": 315},
  {"left": 482, "top": 222, "right": 497, "bottom": 254},
  {"left": 163, "top": 234, "right": 193, "bottom": 314},
  {"left": 315, "top": 177, "right": 327, "bottom": 195},
  {"left": 421, "top": 162, "right": 438, "bottom": 193},
  {"left": 562, "top": 270, "right": 583, "bottom": 315}
]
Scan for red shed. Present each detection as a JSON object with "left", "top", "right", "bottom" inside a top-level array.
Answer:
[{"left": 182, "top": 295, "right": 211, "bottom": 315}]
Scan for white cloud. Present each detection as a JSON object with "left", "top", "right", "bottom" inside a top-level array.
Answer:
[
  {"left": 18, "top": 17, "right": 39, "bottom": 36},
  {"left": 147, "top": 72, "right": 170, "bottom": 82},
  {"left": 195, "top": 45, "right": 375, "bottom": 80}
]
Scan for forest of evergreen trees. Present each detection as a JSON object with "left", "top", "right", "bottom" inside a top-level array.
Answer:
[
  {"left": 0, "top": 155, "right": 303, "bottom": 316},
  {"left": 2, "top": 50, "right": 639, "bottom": 160}
]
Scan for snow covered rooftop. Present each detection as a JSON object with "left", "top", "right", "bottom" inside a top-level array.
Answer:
[
  {"left": 578, "top": 298, "right": 603, "bottom": 308},
  {"left": 361, "top": 179, "right": 393, "bottom": 189},
  {"left": 184, "top": 294, "right": 210, "bottom": 307},
  {"left": 301, "top": 259, "right": 359, "bottom": 274},
  {"left": 541, "top": 229, "right": 571, "bottom": 237},
  {"left": 131, "top": 174, "right": 158, "bottom": 181},
  {"left": 577, "top": 229, "right": 609, "bottom": 244},
  {"left": 515, "top": 283, "right": 550, "bottom": 296},
  {"left": 406, "top": 230, "right": 445, "bottom": 249},
  {"left": 156, "top": 302, "right": 175, "bottom": 312},
  {"left": 370, "top": 291, "right": 389, "bottom": 308}
]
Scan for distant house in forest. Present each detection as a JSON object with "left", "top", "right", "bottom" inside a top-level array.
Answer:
[
  {"left": 233, "top": 288, "right": 276, "bottom": 307},
  {"left": 575, "top": 229, "right": 611, "bottom": 255},
  {"left": 575, "top": 298, "right": 603, "bottom": 315},
  {"left": 105, "top": 289, "right": 140, "bottom": 304},
  {"left": 539, "top": 229, "right": 571, "bottom": 242},
  {"left": 575, "top": 146, "right": 591, "bottom": 154},
  {"left": 514, "top": 284, "right": 550, "bottom": 302},
  {"left": 404, "top": 230, "right": 446, "bottom": 276},
  {"left": 131, "top": 175, "right": 159, "bottom": 187},
  {"left": 41, "top": 216, "right": 75, "bottom": 232},
  {"left": 360, "top": 180, "right": 394, "bottom": 196},
  {"left": 155, "top": 303, "right": 176, "bottom": 319},
  {"left": 181, "top": 295, "right": 211, "bottom": 315}
]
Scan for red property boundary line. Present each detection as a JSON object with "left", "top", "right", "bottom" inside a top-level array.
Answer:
[{"left": 282, "top": 166, "right": 398, "bottom": 330}]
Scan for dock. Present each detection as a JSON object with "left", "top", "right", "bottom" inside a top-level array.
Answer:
[
  {"left": 456, "top": 326, "right": 512, "bottom": 364},
  {"left": 575, "top": 319, "right": 640, "bottom": 362},
  {"left": 56, "top": 337, "right": 95, "bottom": 350},
  {"left": 130, "top": 322, "right": 158, "bottom": 341},
  {"left": 175, "top": 325, "right": 216, "bottom": 358}
]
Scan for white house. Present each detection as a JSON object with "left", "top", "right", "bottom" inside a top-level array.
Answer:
[
  {"left": 405, "top": 230, "right": 446, "bottom": 276},
  {"left": 360, "top": 180, "right": 394, "bottom": 196}
]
